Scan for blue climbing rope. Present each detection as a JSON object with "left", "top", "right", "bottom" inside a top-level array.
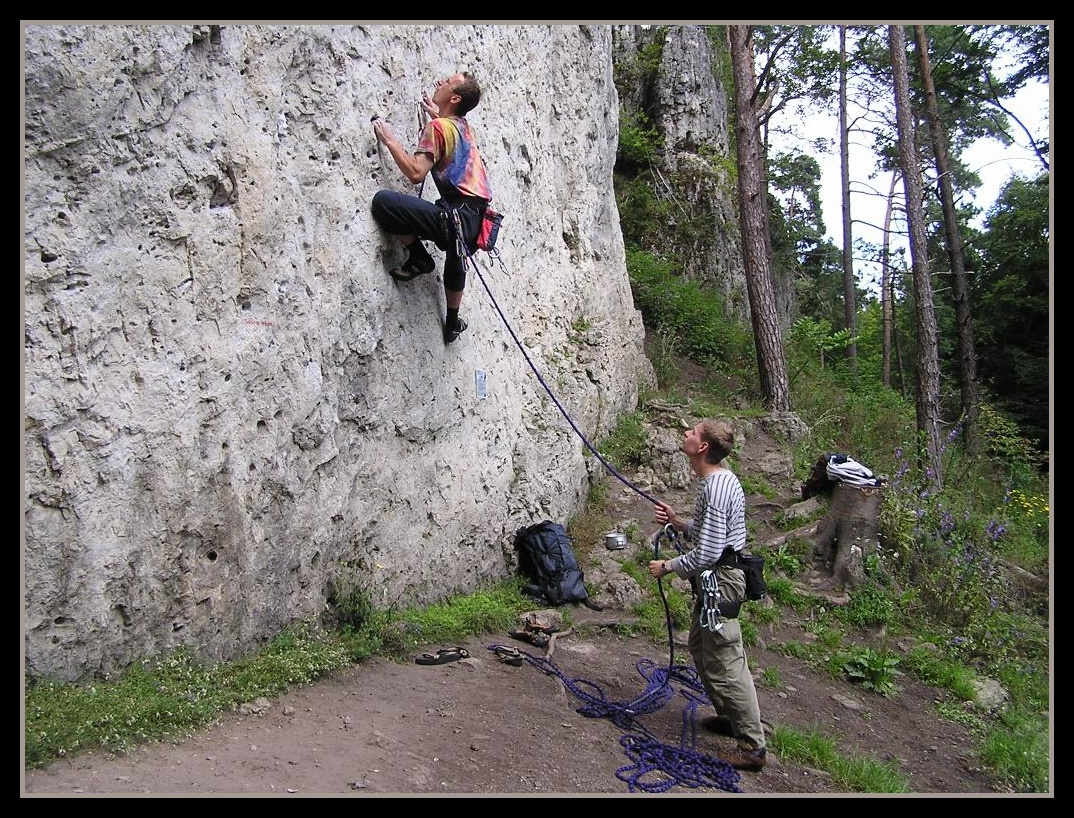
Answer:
[
  {"left": 471, "top": 238, "right": 742, "bottom": 793},
  {"left": 486, "top": 643, "right": 742, "bottom": 793}
]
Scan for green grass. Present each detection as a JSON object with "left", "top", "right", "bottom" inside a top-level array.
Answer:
[
  {"left": 24, "top": 622, "right": 353, "bottom": 768},
  {"left": 24, "top": 581, "right": 534, "bottom": 770},
  {"left": 770, "top": 725, "right": 911, "bottom": 792},
  {"left": 979, "top": 708, "right": 1051, "bottom": 793}
]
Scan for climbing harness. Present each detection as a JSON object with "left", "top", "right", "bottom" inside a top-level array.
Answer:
[{"left": 484, "top": 643, "right": 742, "bottom": 793}]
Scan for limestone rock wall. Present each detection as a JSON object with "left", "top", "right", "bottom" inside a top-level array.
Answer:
[
  {"left": 652, "top": 26, "right": 745, "bottom": 313},
  {"left": 23, "top": 23, "right": 654, "bottom": 682}
]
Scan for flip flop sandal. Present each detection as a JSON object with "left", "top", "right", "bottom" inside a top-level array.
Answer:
[
  {"left": 492, "top": 645, "right": 524, "bottom": 666},
  {"left": 414, "top": 647, "right": 469, "bottom": 665}
]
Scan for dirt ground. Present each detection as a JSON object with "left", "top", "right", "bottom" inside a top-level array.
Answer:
[
  {"left": 22, "top": 420, "right": 1012, "bottom": 798},
  {"left": 20, "top": 613, "right": 1001, "bottom": 797}
]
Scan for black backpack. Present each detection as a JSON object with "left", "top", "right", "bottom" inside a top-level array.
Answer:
[{"left": 513, "top": 521, "right": 591, "bottom": 607}]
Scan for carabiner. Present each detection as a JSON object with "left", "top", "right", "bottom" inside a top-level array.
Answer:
[{"left": 651, "top": 522, "right": 678, "bottom": 556}]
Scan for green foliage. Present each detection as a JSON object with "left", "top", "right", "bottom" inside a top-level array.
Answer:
[
  {"left": 980, "top": 711, "right": 1051, "bottom": 793},
  {"left": 738, "top": 474, "right": 777, "bottom": 500},
  {"left": 877, "top": 425, "right": 1049, "bottom": 679},
  {"left": 840, "top": 647, "right": 903, "bottom": 698},
  {"left": 806, "top": 622, "right": 846, "bottom": 653},
  {"left": 776, "top": 640, "right": 811, "bottom": 660},
  {"left": 771, "top": 724, "right": 911, "bottom": 793},
  {"left": 647, "top": 328, "right": 682, "bottom": 389},
  {"left": 767, "top": 543, "right": 805, "bottom": 576},
  {"left": 747, "top": 600, "right": 782, "bottom": 626},
  {"left": 762, "top": 575, "right": 799, "bottom": 606},
  {"left": 615, "top": 177, "right": 678, "bottom": 255},
  {"left": 327, "top": 576, "right": 376, "bottom": 631},
  {"left": 567, "top": 314, "right": 593, "bottom": 343},
  {"left": 630, "top": 584, "right": 692, "bottom": 640},
  {"left": 900, "top": 644, "right": 978, "bottom": 702},
  {"left": 626, "top": 248, "right": 754, "bottom": 370},
  {"left": 977, "top": 403, "right": 1049, "bottom": 489},
  {"left": 789, "top": 317, "right": 853, "bottom": 377},
  {"left": 760, "top": 666, "right": 782, "bottom": 687},
  {"left": 24, "top": 622, "right": 353, "bottom": 768},
  {"left": 617, "top": 110, "right": 662, "bottom": 169},
  {"left": 739, "top": 615, "right": 758, "bottom": 647},
  {"left": 836, "top": 585, "right": 896, "bottom": 630},
  {"left": 386, "top": 584, "right": 526, "bottom": 655},
  {"left": 584, "top": 477, "right": 609, "bottom": 512},
  {"left": 598, "top": 410, "right": 650, "bottom": 469},
  {"left": 982, "top": 638, "right": 1050, "bottom": 793},
  {"left": 570, "top": 487, "right": 614, "bottom": 563},
  {"left": 612, "top": 28, "right": 665, "bottom": 97},
  {"left": 972, "top": 173, "right": 1050, "bottom": 455},
  {"left": 934, "top": 699, "right": 987, "bottom": 732},
  {"left": 789, "top": 360, "right": 915, "bottom": 475}
]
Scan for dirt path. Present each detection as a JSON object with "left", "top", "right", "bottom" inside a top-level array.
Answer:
[{"left": 22, "top": 606, "right": 999, "bottom": 796}]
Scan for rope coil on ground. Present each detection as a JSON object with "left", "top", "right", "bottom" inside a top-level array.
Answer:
[{"left": 487, "top": 644, "right": 742, "bottom": 793}]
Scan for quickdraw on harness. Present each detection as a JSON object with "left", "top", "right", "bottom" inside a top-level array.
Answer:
[{"left": 698, "top": 569, "right": 724, "bottom": 634}]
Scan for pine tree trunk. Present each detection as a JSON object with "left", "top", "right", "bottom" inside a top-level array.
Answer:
[{"left": 728, "top": 24, "right": 791, "bottom": 412}]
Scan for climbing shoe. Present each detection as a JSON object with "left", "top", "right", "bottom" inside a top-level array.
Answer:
[
  {"left": 443, "top": 317, "right": 467, "bottom": 344},
  {"left": 390, "top": 246, "right": 435, "bottom": 282}
]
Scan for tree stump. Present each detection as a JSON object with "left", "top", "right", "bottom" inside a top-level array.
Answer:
[{"left": 810, "top": 483, "right": 884, "bottom": 590}]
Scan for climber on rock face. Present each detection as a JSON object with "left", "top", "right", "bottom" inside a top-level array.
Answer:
[{"left": 370, "top": 71, "right": 494, "bottom": 345}]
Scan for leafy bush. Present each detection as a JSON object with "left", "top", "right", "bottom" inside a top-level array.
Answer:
[
  {"left": 841, "top": 647, "right": 902, "bottom": 698},
  {"left": 626, "top": 248, "right": 753, "bottom": 369},
  {"left": 598, "top": 410, "right": 651, "bottom": 469},
  {"left": 618, "top": 111, "right": 662, "bottom": 169}
]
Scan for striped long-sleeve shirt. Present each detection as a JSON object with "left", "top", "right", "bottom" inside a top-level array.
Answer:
[{"left": 676, "top": 469, "right": 747, "bottom": 576}]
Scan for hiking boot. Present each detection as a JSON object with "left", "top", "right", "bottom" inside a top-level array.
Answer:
[
  {"left": 443, "top": 317, "right": 467, "bottom": 344},
  {"left": 721, "top": 745, "right": 766, "bottom": 771}
]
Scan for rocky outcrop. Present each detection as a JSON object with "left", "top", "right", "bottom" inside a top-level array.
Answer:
[
  {"left": 612, "top": 25, "right": 747, "bottom": 318},
  {"left": 23, "top": 23, "right": 657, "bottom": 681}
]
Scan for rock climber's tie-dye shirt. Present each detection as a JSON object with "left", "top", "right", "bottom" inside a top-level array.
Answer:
[{"left": 416, "top": 116, "right": 493, "bottom": 203}]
